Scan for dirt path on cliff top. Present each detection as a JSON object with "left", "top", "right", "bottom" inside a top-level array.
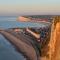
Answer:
[{"left": 52, "top": 22, "right": 60, "bottom": 60}]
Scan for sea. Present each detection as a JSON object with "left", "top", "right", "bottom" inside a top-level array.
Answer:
[
  {"left": 0, "top": 16, "right": 51, "bottom": 29},
  {"left": 0, "top": 16, "right": 51, "bottom": 60}
]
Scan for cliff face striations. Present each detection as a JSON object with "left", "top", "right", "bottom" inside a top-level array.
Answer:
[{"left": 48, "top": 16, "right": 60, "bottom": 60}]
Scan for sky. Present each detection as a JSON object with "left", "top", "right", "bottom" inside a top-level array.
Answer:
[{"left": 0, "top": 0, "right": 60, "bottom": 16}]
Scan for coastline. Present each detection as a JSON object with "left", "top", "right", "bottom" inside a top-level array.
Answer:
[{"left": 0, "top": 29, "right": 40, "bottom": 60}]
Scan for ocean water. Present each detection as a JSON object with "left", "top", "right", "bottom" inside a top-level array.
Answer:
[
  {"left": 0, "top": 34, "right": 26, "bottom": 60},
  {"left": 0, "top": 16, "right": 51, "bottom": 60},
  {"left": 0, "top": 16, "right": 26, "bottom": 60},
  {"left": 0, "top": 16, "right": 51, "bottom": 29}
]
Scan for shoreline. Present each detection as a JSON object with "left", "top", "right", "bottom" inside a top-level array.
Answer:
[{"left": 0, "top": 29, "right": 40, "bottom": 60}]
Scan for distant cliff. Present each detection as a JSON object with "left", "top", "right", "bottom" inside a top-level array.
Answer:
[{"left": 17, "top": 16, "right": 30, "bottom": 22}]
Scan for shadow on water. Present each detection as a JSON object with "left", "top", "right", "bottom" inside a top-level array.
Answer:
[{"left": 0, "top": 34, "right": 26, "bottom": 60}]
